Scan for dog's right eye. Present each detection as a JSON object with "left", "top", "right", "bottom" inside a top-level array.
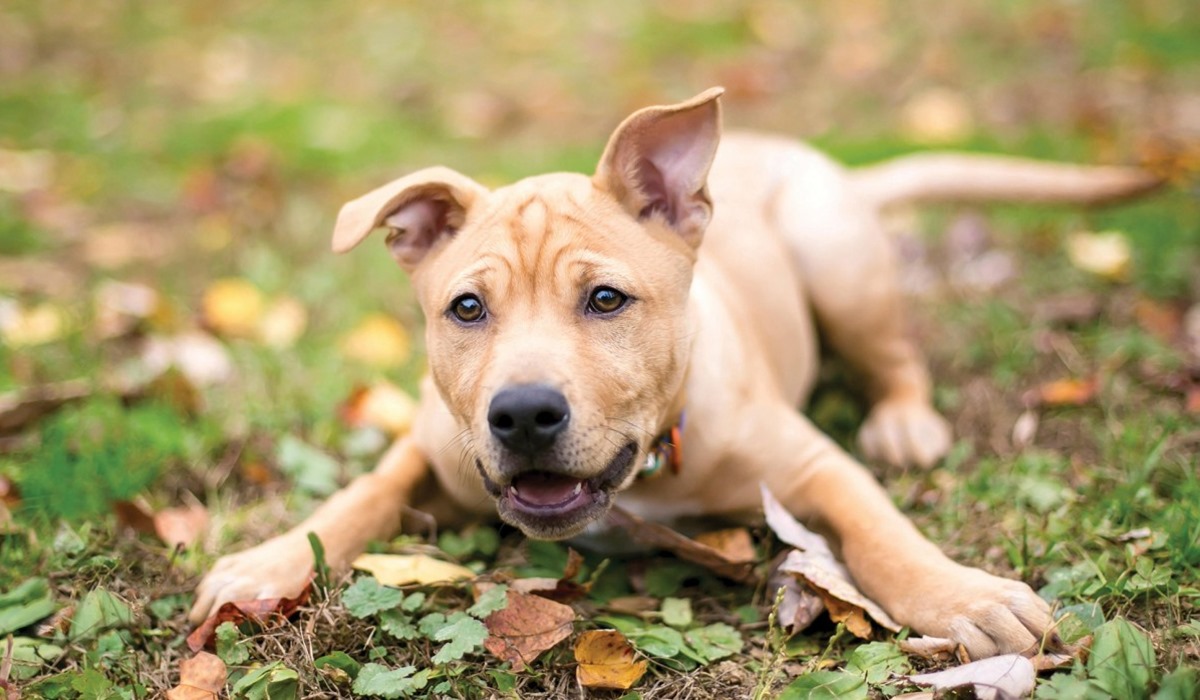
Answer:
[{"left": 449, "top": 294, "right": 486, "bottom": 323}]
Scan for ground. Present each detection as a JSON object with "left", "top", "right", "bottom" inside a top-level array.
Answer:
[{"left": 0, "top": 1, "right": 1197, "bottom": 698}]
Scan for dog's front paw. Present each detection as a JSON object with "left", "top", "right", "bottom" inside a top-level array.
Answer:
[
  {"left": 893, "top": 565, "right": 1056, "bottom": 659},
  {"left": 188, "top": 534, "right": 315, "bottom": 624},
  {"left": 858, "top": 398, "right": 951, "bottom": 469}
]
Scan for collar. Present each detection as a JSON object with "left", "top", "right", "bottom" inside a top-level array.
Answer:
[{"left": 638, "top": 412, "right": 684, "bottom": 480}]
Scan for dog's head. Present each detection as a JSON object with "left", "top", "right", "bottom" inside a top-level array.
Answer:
[{"left": 332, "top": 89, "right": 723, "bottom": 538}]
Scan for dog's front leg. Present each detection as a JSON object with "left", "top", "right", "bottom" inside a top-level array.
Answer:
[
  {"left": 188, "top": 437, "right": 430, "bottom": 623},
  {"left": 757, "top": 407, "right": 1054, "bottom": 658}
]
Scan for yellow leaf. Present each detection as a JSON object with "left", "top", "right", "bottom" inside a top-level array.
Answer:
[
  {"left": 1, "top": 302, "right": 69, "bottom": 347},
  {"left": 339, "top": 314, "right": 411, "bottom": 368},
  {"left": 340, "top": 381, "right": 417, "bottom": 435},
  {"left": 351, "top": 553, "right": 473, "bottom": 586},
  {"left": 202, "top": 278, "right": 264, "bottom": 338},
  {"left": 574, "top": 630, "right": 647, "bottom": 690},
  {"left": 900, "top": 87, "right": 974, "bottom": 144},
  {"left": 1066, "top": 231, "right": 1131, "bottom": 281},
  {"left": 257, "top": 296, "right": 308, "bottom": 348}
]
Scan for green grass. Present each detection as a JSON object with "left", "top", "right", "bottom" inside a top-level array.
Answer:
[{"left": 1, "top": 0, "right": 1197, "bottom": 697}]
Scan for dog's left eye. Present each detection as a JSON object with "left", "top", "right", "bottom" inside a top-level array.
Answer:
[
  {"left": 450, "top": 294, "right": 486, "bottom": 323},
  {"left": 587, "top": 287, "right": 628, "bottom": 315}
]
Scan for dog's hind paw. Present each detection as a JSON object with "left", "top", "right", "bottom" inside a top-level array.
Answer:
[
  {"left": 858, "top": 398, "right": 951, "bottom": 469},
  {"left": 188, "top": 533, "right": 315, "bottom": 624}
]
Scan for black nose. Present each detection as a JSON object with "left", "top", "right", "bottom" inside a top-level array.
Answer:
[{"left": 488, "top": 384, "right": 570, "bottom": 454}]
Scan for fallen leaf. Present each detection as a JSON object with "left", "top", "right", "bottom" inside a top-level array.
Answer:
[
  {"left": 900, "top": 87, "right": 974, "bottom": 144},
  {"left": 1032, "top": 293, "right": 1102, "bottom": 326},
  {"left": 1066, "top": 231, "right": 1131, "bottom": 281},
  {"left": 769, "top": 569, "right": 825, "bottom": 633},
  {"left": 186, "top": 585, "right": 311, "bottom": 652},
  {"left": 1026, "top": 377, "right": 1099, "bottom": 408},
  {"left": 0, "top": 148, "right": 53, "bottom": 193},
  {"left": 93, "top": 280, "right": 161, "bottom": 340},
  {"left": 351, "top": 553, "right": 474, "bottom": 587},
  {"left": 483, "top": 590, "right": 575, "bottom": 672},
  {"left": 605, "top": 506, "right": 758, "bottom": 583},
  {"left": 1133, "top": 297, "right": 1182, "bottom": 343},
  {"left": 339, "top": 382, "right": 418, "bottom": 436},
  {"left": 257, "top": 296, "right": 307, "bottom": 348},
  {"left": 0, "top": 302, "right": 69, "bottom": 348},
  {"left": 693, "top": 528, "right": 756, "bottom": 564},
  {"left": 82, "top": 222, "right": 176, "bottom": 270},
  {"left": 574, "top": 629, "right": 648, "bottom": 690},
  {"left": 906, "top": 654, "right": 1035, "bottom": 700},
  {"left": 140, "top": 332, "right": 234, "bottom": 387},
  {"left": 0, "top": 380, "right": 91, "bottom": 435},
  {"left": 201, "top": 278, "right": 264, "bottom": 338},
  {"left": 762, "top": 484, "right": 900, "bottom": 634},
  {"left": 605, "top": 596, "right": 661, "bottom": 615},
  {"left": 339, "top": 314, "right": 411, "bottom": 368},
  {"left": 153, "top": 504, "right": 210, "bottom": 548},
  {"left": 166, "top": 652, "right": 226, "bottom": 700},
  {"left": 1011, "top": 409, "right": 1038, "bottom": 450}
]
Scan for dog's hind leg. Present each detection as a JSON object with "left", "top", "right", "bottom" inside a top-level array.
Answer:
[
  {"left": 189, "top": 437, "right": 432, "bottom": 623},
  {"left": 767, "top": 151, "right": 950, "bottom": 469}
]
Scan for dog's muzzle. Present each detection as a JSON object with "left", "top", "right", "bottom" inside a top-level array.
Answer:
[{"left": 479, "top": 384, "right": 639, "bottom": 538}]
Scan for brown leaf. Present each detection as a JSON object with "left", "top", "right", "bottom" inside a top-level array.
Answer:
[
  {"left": 483, "top": 590, "right": 575, "bottom": 672},
  {"left": 93, "top": 280, "right": 161, "bottom": 340},
  {"left": 605, "top": 506, "right": 758, "bottom": 583},
  {"left": 769, "top": 567, "right": 825, "bottom": 633},
  {"left": 186, "top": 584, "right": 311, "bottom": 652},
  {"left": 114, "top": 498, "right": 208, "bottom": 548},
  {"left": 574, "top": 629, "right": 648, "bottom": 690},
  {"left": 1133, "top": 297, "right": 1183, "bottom": 343},
  {"left": 762, "top": 485, "right": 900, "bottom": 633},
  {"left": 0, "top": 380, "right": 92, "bottom": 435},
  {"left": 605, "top": 596, "right": 660, "bottom": 615},
  {"left": 166, "top": 651, "right": 226, "bottom": 700},
  {"left": 1032, "top": 293, "right": 1102, "bottom": 326},
  {"left": 693, "top": 527, "right": 756, "bottom": 564},
  {"left": 1026, "top": 377, "right": 1099, "bottom": 408}
]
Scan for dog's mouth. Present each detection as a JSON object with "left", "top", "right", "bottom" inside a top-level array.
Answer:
[{"left": 479, "top": 441, "right": 639, "bottom": 538}]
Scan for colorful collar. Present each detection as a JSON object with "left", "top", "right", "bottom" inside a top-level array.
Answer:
[{"left": 639, "top": 413, "right": 684, "bottom": 480}]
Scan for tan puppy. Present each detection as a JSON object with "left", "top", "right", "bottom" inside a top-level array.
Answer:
[{"left": 190, "top": 88, "right": 1157, "bottom": 658}]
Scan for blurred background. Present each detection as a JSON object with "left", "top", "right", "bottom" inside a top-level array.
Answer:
[{"left": 2, "top": 1, "right": 1199, "bottom": 694}]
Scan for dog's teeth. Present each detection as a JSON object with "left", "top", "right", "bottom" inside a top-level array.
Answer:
[{"left": 572, "top": 483, "right": 583, "bottom": 495}]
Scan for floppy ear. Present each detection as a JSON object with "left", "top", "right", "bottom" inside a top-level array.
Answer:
[
  {"left": 594, "top": 87, "right": 724, "bottom": 247},
  {"left": 331, "top": 166, "right": 488, "bottom": 270}
]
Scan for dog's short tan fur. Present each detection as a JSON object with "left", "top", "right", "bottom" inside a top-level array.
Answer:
[{"left": 191, "top": 89, "right": 1157, "bottom": 658}]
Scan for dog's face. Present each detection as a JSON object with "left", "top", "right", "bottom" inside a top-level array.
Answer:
[{"left": 332, "top": 88, "right": 723, "bottom": 538}]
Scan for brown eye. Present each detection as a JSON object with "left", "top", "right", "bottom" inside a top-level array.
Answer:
[
  {"left": 587, "top": 287, "right": 628, "bottom": 315},
  {"left": 450, "top": 294, "right": 485, "bottom": 323}
]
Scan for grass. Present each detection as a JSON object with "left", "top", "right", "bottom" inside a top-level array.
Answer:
[{"left": 1, "top": 0, "right": 1198, "bottom": 697}]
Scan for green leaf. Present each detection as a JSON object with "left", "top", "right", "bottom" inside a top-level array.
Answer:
[
  {"left": 379, "top": 609, "right": 419, "bottom": 640},
  {"left": 1034, "top": 671, "right": 1105, "bottom": 699},
  {"left": 315, "top": 651, "right": 362, "bottom": 680},
  {"left": 661, "top": 597, "right": 693, "bottom": 628},
  {"left": 71, "top": 669, "right": 116, "bottom": 700},
  {"left": 1154, "top": 666, "right": 1198, "bottom": 700},
  {"left": 401, "top": 592, "right": 426, "bottom": 612},
  {"left": 0, "top": 578, "right": 56, "bottom": 636},
  {"left": 8, "top": 637, "right": 61, "bottom": 681},
  {"left": 1087, "top": 618, "right": 1155, "bottom": 700},
  {"left": 430, "top": 614, "right": 488, "bottom": 664},
  {"left": 230, "top": 661, "right": 299, "bottom": 700},
  {"left": 438, "top": 527, "right": 500, "bottom": 559},
  {"left": 683, "top": 623, "right": 743, "bottom": 663},
  {"left": 780, "top": 670, "right": 869, "bottom": 700},
  {"left": 844, "top": 641, "right": 910, "bottom": 684},
  {"left": 489, "top": 669, "right": 517, "bottom": 693},
  {"left": 216, "top": 621, "right": 251, "bottom": 665},
  {"left": 352, "top": 663, "right": 431, "bottom": 698},
  {"left": 629, "top": 626, "right": 685, "bottom": 659},
  {"left": 518, "top": 540, "right": 570, "bottom": 578},
  {"left": 643, "top": 561, "right": 702, "bottom": 597},
  {"left": 342, "top": 576, "right": 404, "bottom": 618},
  {"left": 308, "top": 532, "right": 331, "bottom": 591},
  {"left": 467, "top": 585, "right": 509, "bottom": 618},
  {"left": 276, "top": 434, "right": 339, "bottom": 496},
  {"left": 69, "top": 589, "right": 133, "bottom": 641}
]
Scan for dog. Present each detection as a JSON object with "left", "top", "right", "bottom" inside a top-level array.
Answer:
[{"left": 189, "top": 88, "right": 1157, "bottom": 658}]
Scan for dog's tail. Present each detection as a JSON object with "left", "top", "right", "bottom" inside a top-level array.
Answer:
[{"left": 850, "top": 152, "right": 1162, "bottom": 209}]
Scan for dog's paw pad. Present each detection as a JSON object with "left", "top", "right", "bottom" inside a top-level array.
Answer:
[{"left": 858, "top": 399, "right": 951, "bottom": 469}]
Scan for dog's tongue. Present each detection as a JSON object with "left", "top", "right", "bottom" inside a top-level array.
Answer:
[{"left": 511, "top": 472, "right": 582, "bottom": 506}]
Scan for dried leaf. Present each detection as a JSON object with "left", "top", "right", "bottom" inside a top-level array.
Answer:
[
  {"left": 140, "top": 332, "right": 234, "bottom": 387},
  {"left": 83, "top": 222, "right": 176, "bottom": 270},
  {"left": 605, "top": 506, "right": 758, "bottom": 583},
  {"left": 93, "top": 281, "right": 162, "bottom": 340},
  {"left": 257, "top": 296, "right": 307, "bottom": 348},
  {"left": 339, "top": 314, "right": 411, "bottom": 368},
  {"left": 114, "top": 498, "right": 207, "bottom": 548},
  {"left": 0, "top": 302, "right": 69, "bottom": 348},
  {"left": 769, "top": 570, "right": 825, "bottom": 633},
  {"left": 1027, "top": 377, "right": 1099, "bottom": 408},
  {"left": 201, "top": 278, "right": 265, "bottom": 338},
  {"left": 186, "top": 585, "right": 310, "bottom": 652},
  {"left": 1066, "top": 231, "right": 1131, "bottom": 281},
  {"left": 0, "top": 148, "right": 53, "bottom": 193},
  {"left": 762, "top": 484, "right": 900, "bottom": 633},
  {"left": 1011, "top": 409, "right": 1038, "bottom": 450},
  {"left": 1032, "top": 293, "right": 1102, "bottom": 326},
  {"left": 574, "top": 630, "right": 648, "bottom": 690},
  {"left": 483, "top": 590, "right": 575, "bottom": 672},
  {"left": 351, "top": 553, "right": 474, "bottom": 587},
  {"left": 340, "top": 382, "right": 418, "bottom": 436},
  {"left": 605, "top": 596, "right": 660, "bottom": 615},
  {"left": 900, "top": 87, "right": 974, "bottom": 144},
  {"left": 1133, "top": 297, "right": 1182, "bottom": 343},
  {"left": 166, "top": 652, "right": 226, "bottom": 700},
  {"left": 907, "top": 654, "right": 1035, "bottom": 700},
  {"left": 693, "top": 528, "right": 756, "bottom": 564},
  {"left": 0, "top": 380, "right": 91, "bottom": 435}
]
